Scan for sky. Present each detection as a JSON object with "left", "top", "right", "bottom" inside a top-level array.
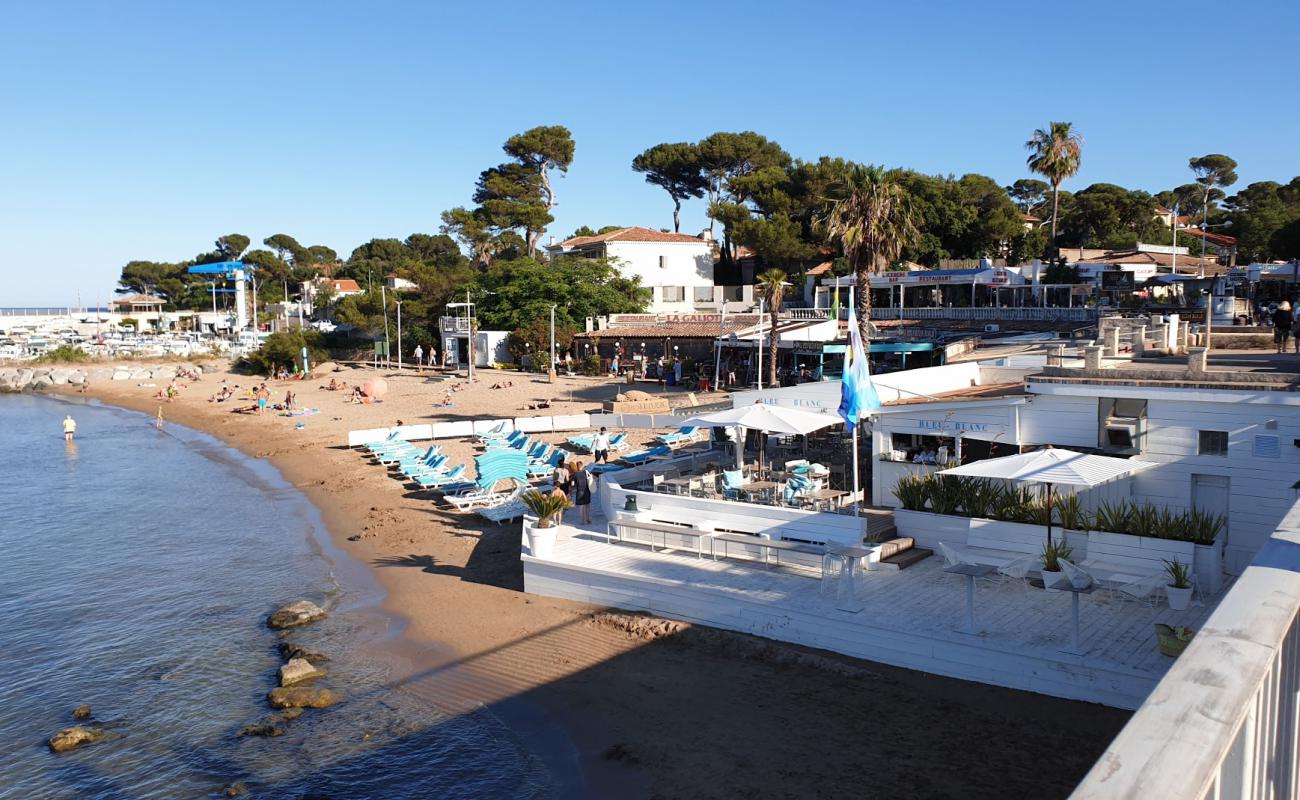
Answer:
[{"left": 2, "top": 0, "right": 1297, "bottom": 306}]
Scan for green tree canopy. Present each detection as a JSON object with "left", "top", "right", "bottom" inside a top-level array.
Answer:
[
  {"left": 631, "top": 142, "right": 708, "bottom": 232},
  {"left": 473, "top": 255, "right": 647, "bottom": 332}
]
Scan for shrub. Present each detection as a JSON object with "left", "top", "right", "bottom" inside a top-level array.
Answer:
[
  {"left": 1041, "top": 538, "right": 1074, "bottom": 572},
  {"left": 36, "top": 345, "right": 91, "bottom": 364},
  {"left": 522, "top": 489, "right": 572, "bottom": 527},
  {"left": 1093, "top": 501, "right": 1131, "bottom": 534},
  {"left": 577, "top": 355, "right": 602, "bottom": 376},
  {"left": 928, "top": 474, "right": 964, "bottom": 516},
  {"left": 1053, "top": 492, "right": 1091, "bottom": 531},
  {"left": 893, "top": 474, "right": 930, "bottom": 511},
  {"left": 959, "top": 477, "right": 1002, "bottom": 519},
  {"left": 1164, "top": 559, "right": 1192, "bottom": 589},
  {"left": 240, "top": 329, "right": 330, "bottom": 376}
]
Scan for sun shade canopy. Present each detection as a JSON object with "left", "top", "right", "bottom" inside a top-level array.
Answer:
[
  {"left": 937, "top": 448, "right": 1147, "bottom": 487},
  {"left": 681, "top": 404, "right": 840, "bottom": 436}
]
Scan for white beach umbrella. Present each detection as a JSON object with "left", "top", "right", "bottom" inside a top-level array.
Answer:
[
  {"left": 938, "top": 447, "right": 1148, "bottom": 545},
  {"left": 682, "top": 403, "right": 840, "bottom": 470}
]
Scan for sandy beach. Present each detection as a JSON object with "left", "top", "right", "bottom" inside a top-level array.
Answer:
[{"left": 70, "top": 362, "right": 1128, "bottom": 799}]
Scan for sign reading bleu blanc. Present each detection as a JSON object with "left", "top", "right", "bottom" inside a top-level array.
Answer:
[{"left": 913, "top": 418, "right": 995, "bottom": 434}]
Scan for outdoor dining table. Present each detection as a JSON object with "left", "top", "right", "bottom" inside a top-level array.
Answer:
[
  {"left": 657, "top": 476, "right": 695, "bottom": 495},
  {"left": 740, "top": 480, "right": 780, "bottom": 504},
  {"left": 1033, "top": 579, "right": 1097, "bottom": 655},
  {"left": 803, "top": 488, "right": 848, "bottom": 512},
  {"left": 944, "top": 563, "right": 996, "bottom": 634}
]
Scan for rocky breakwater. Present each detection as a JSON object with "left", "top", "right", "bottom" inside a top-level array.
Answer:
[
  {"left": 239, "top": 601, "right": 340, "bottom": 738},
  {"left": 0, "top": 362, "right": 212, "bottom": 393}
]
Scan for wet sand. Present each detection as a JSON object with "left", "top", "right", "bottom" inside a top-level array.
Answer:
[{"left": 74, "top": 363, "right": 1128, "bottom": 799}]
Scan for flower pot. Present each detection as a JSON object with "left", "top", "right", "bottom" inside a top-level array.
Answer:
[
  {"left": 1166, "top": 585, "right": 1193, "bottom": 611},
  {"left": 523, "top": 518, "right": 558, "bottom": 559},
  {"left": 1041, "top": 569, "right": 1071, "bottom": 591}
]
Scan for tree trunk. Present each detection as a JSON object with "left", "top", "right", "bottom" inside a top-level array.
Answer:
[
  {"left": 1050, "top": 183, "right": 1060, "bottom": 242},
  {"left": 856, "top": 261, "right": 872, "bottom": 342},
  {"left": 673, "top": 199, "right": 681, "bottom": 233}
]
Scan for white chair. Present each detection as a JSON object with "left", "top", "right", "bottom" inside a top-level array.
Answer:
[
  {"left": 939, "top": 542, "right": 979, "bottom": 569},
  {"left": 1060, "top": 559, "right": 1095, "bottom": 589},
  {"left": 997, "top": 554, "right": 1039, "bottom": 591},
  {"left": 1112, "top": 571, "right": 1167, "bottom": 608}
]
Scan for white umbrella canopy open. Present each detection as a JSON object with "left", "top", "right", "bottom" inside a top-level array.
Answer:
[
  {"left": 937, "top": 448, "right": 1147, "bottom": 487},
  {"left": 938, "top": 448, "right": 1148, "bottom": 545},
  {"left": 681, "top": 403, "right": 840, "bottom": 436},
  {"left": 682, "top": 403, "right": 841, "bottom": 471}
]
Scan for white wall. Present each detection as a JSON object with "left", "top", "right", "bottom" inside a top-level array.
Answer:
[
  {"left": 605, "top": 241, "right": 716, "bottom": 312},
  {"left": 1025, "top": 385, "right": 1300, "bottom": 573}
]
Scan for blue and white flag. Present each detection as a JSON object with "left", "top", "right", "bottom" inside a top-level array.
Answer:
[{"left": 838, "top": 301, "right": 880, "bottom": 433}]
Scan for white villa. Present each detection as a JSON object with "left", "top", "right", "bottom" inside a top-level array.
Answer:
[{"left": 546, "top": 226, "right": 753, "bottom": 313}]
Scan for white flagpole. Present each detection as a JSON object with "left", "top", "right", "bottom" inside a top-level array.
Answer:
[{"left": 850, "top": 285, "right": 861, "bottom": 518}]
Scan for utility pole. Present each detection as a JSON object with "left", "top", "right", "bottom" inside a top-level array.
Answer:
[
  {"left": 548, "top": 304, "right": 557, "bottom": 383},
  {"left": 381, "top": 283, "right": 390, "bottom": 369},
  {"left": 466, "top": 289, "right": 475, "bottom": 382},
  {"left": 756, "top": 297, "right": 764, "bottom": 391},
  {"left": 396, "top": 300, "right": 403, "bottom": 371},
  {"left": 714, "top": 301, "right": 728, "bottom": 389}
]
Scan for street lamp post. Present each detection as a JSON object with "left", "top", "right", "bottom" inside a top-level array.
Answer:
[
  {"left": 395, "top": 300, "right": 403, "bottom": 371},
  {"left": 548, "top": 304, "right": 557, "bottom": 383}
]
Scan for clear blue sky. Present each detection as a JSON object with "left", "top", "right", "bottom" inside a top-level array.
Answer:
[{"left": 2, "top": 0, "right": 1296, "bottom": 305}]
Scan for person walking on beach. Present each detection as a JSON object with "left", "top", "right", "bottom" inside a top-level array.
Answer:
[
  {"left": 573, "top": 460, "right": 593, "bottom": 525},
  {"left": 413, "top": 344, "right": 424, "bottom": 374},
  {"left": 255, "top": 384, "right": 270, "bottom": 415},
  {"left": 62, "top": 415, "right": 77, "bottom": 442},
  {"left": 592, "top": 427, "right": 610, "bottom": 464}
]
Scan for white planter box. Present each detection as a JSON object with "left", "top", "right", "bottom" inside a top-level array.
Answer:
[
  {"left": 522, "top": 517, "right": 558, "bottom": 560},
  {"left": 893, "top": 509, "right": 970, "bottom": 550},
  {"left": 1194, "top": 536, "right": 1224, "bottom": 596}
]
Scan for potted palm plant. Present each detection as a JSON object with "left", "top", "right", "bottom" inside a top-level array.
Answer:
[
  {"left": 1040, "top": 539, "right": 1074, "bottom": 590},
  {"left": 521, "top": 489, "right": 572, "bottom": 559},
  {"left": 1164, "top": 559, "right": 1194, "bottom": 611}
]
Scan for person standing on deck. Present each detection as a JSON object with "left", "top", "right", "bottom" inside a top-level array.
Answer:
[
  {"left": 62, "top": 415, "right": 76, "bottom": 442},
  {"left": 1274, "top": 302, "right": 1294, "bottom": 354},
  {"left": 573, "top": 461, "right": 593, "bottom": 525}
]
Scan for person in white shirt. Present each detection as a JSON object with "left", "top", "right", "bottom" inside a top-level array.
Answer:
[{"left": 591, "top": 427, "right": 611, "bottom": 463}]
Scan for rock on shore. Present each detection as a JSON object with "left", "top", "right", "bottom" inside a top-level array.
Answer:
[
  {"left": 267, "top": 686, "right": 340, "bottom": 709},
  {"left": 0, "top": 362, "right": 210, "bottom": 393},
  {"left": 267, "top": 601, "right": 327, "bottom": 630},
  {"left": 279, "top": 658, "right": 327, "bottom": 687},
  {"left": 48, "top": 726, "right": 103, "bottom": 752},
  {"left": 278, "top": 642, "right": 329, "bottom": 662}
]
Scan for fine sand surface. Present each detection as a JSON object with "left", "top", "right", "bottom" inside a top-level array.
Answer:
[{"left": 73, "top": 362, "right": 1128, "bottom": 799}]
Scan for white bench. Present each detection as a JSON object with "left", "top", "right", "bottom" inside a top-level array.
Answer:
[
  {"left": 1081, "top": 535, "right": 1190, "bottom": 589},
  {"left": 961, "top": 522, "right": 1047, "bottom": 569}
]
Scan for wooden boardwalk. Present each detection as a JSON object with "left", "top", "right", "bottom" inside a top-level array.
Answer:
[{"left": 523, "top": 521, "right": 1220, "bottom": 709}]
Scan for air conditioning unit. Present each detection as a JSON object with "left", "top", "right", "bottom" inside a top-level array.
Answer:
[
  {"left": 984, "top": 324, "right": 1000, "bottom": 333},
  {"left": 1104, "top": 421, "right": 1139, "bottom": 449}
]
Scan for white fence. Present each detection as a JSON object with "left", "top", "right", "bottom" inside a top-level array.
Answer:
[
  {"left": 871, "top": 307, "right": 1096, "bottom": 322},
  {"left": 1072, "top": 501, "right": 1300, "bottom": 799}
]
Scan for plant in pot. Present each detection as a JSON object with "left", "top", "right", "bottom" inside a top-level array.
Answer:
[
  {"left": 1039, "top": 538, "right": 1074, "bottom": 590},
  {"left": 521, "top": 489, "right": 573, "bottom": 559},
  {"left": 1164, "top": 559, "right": 1194, "bottom": 611}
]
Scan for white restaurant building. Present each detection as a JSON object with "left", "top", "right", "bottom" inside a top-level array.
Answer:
[{"left": 546, "top": 226, "right": 753, "bottom": 313}]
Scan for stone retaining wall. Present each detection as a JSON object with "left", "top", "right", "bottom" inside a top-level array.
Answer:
[{"left": 0, "top": 362, "right": 212, "bottom": 393}]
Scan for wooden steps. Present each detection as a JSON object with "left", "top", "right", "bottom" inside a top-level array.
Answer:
[{"left": 879, "top": 547, "right": 933, "bottom": 571}]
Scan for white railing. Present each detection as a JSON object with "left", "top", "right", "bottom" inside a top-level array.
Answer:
[
  {"left": 871, "top": 307, "right": 1096, "bottom": 322},
  {"left": 1072, "top": 501, "right": 1300, "bottom": 800},
  {"left": 784, "top": 308, "right": 833, "bottom": 320}
]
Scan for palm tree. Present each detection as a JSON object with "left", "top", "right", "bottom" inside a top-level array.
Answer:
[
  {"left": 1025, "top": 122, "right": 1083, "bottom": 243},
  {"left": 821, "top": 164, "right": 919, "bottom": 340},
  {"left": 755, "top": 268, "right": 788, "bottom": 387}
]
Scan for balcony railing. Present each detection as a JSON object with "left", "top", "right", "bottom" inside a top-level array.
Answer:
[
  {"left": 871, "top": 307, "right": 1097, "bottom": 322},
  {"left": 1071, "top": 501, "right": 1300, "bottom": 800},
  {"left": 782, "top": 308, "right": 833, "bottom": 320},
  {"left": 440, "top": 317, "right": 471, "bottom": 334}
]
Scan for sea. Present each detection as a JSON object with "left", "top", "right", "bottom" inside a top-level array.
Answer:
[{"left": 0, "top": 394, "right": 566, "bottom": 799}]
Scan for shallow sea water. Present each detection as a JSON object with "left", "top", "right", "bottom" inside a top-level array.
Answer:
[{"left": 0, "top": 394, "right": 555, "bottom": 799}]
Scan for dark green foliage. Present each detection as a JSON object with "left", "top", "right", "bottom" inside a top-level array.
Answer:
[{"left": 241, "top": 329, "right": 329, "bottom": 376}]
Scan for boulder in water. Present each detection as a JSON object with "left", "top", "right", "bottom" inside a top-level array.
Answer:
[
  {"left": 267, "top": 601, "right": 327, "bottom": 630},
  {"left": 224, "top": 783, "right": 248, "bottom": 797},
  {"left": 72, "top": 705, "right": 92, "bottom": 720},
  {"left": 278, "top": 658, "right": 326, "bottom": 687},
  {"left": 267, "top": 687, "right": 339, "bottom": 709},
  {"left": 111, "top": 369, "right": 131, "bottom": 381},
  {"left": 278, "top": 642, "right": 329, "bottom": 662},
  {"left": 48, "top": 726, "right": 103, "bottom": 752},
  {"left": 238, "top": 722, "right": 284, "bottom": 737}
]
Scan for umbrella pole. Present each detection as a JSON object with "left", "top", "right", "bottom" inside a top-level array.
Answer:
[{"left": 1046, "top": 482, "right": 1054, "bottom": 547}]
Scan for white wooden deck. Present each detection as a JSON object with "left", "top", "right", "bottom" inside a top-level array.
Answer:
[{"left": 523, "top": 519, "right": 1222, "bottom": 709}]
